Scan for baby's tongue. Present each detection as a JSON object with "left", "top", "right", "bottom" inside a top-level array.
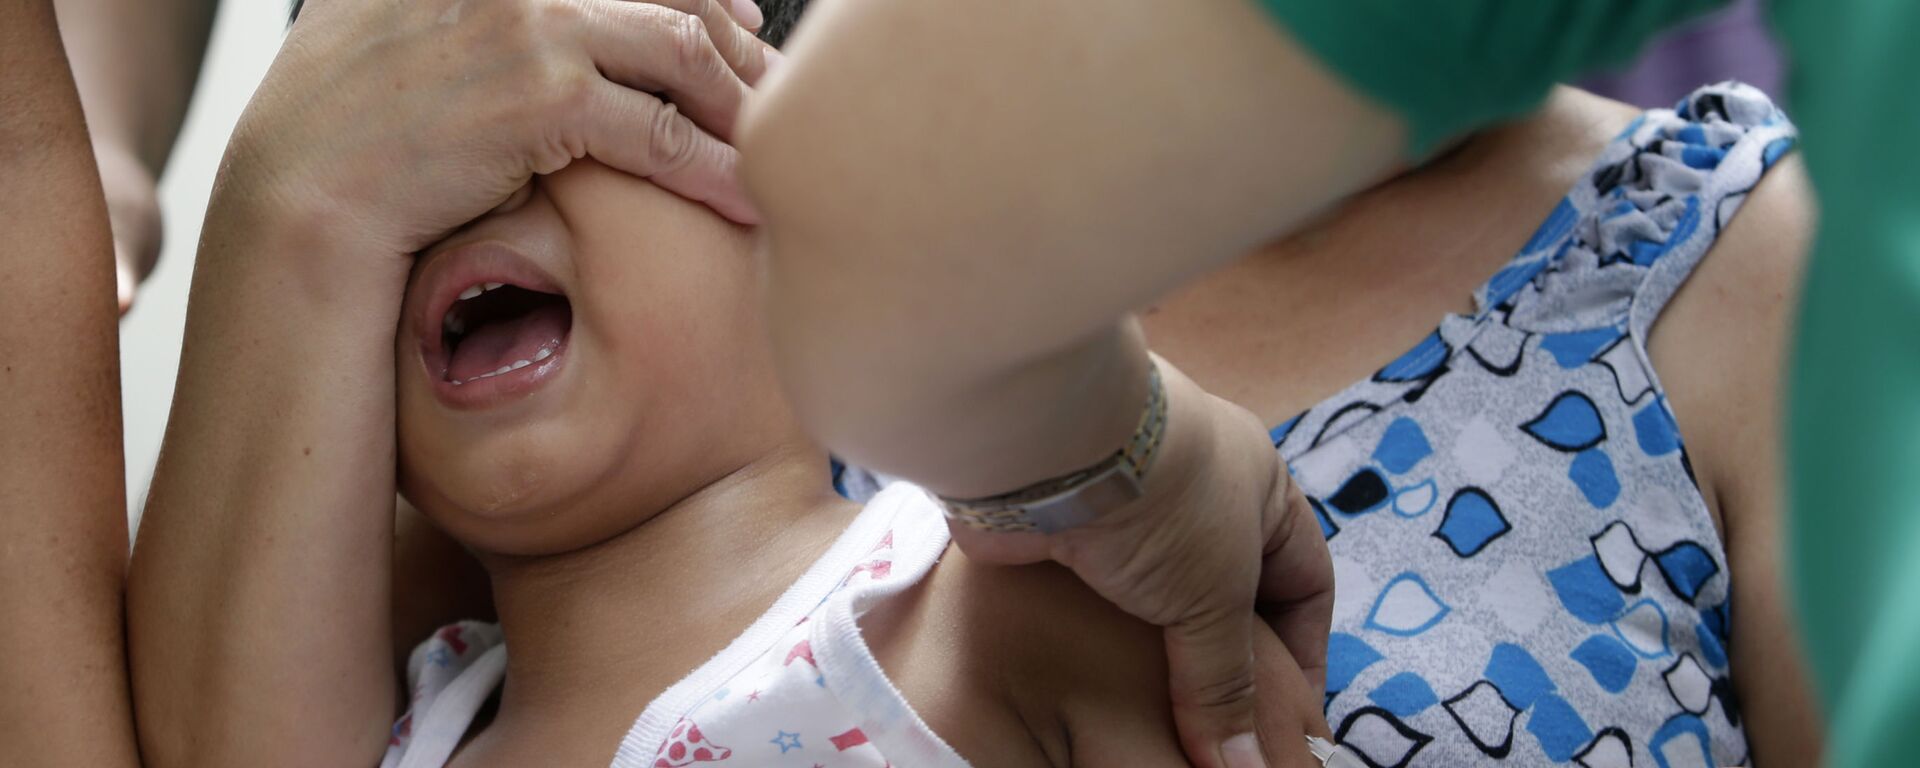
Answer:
[{"left": 448, "top": 303, "right": 568, "bottom": 382}]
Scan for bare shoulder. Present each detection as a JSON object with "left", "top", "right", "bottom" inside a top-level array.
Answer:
[
  {"left": 1650, "top": 151, "right": 1813, "bottom": 519},
  {"left": 1648, "top": 148, "right": 1825, "bottom": 763},
  {"left": 862, "top": 543, "right": 1186, "bottom": 767}
]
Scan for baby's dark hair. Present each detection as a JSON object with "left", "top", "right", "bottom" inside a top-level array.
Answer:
[{"left": 755, "top": 0, "right": 809, "bottom": 49}]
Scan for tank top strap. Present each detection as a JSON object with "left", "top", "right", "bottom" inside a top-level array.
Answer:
[{"left": 1477, "top": 81, "right": 1798, "bottom": 340}]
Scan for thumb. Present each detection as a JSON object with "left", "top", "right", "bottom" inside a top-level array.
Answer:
[{"left": 1166, "top": 607, "right": 1268, "bottom": 768}]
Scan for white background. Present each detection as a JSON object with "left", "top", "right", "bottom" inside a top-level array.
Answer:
[{"left": 119, "top": 0, "right": 285, "bottom": 524}]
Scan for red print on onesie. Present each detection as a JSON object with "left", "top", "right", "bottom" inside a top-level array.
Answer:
[{"left": 653, "top": 718, "right": 732, "bottom": 766}]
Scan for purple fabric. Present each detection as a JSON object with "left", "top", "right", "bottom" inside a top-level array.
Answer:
[{"left": 1579, "top": 0, "right": 1784, "bottom": 108}]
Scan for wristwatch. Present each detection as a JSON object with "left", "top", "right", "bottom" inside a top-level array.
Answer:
[{"left": 937, "top": 361, "right": 1167, "bottom": 534}]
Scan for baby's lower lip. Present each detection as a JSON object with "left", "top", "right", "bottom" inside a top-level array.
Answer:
[
  {"left": 446, "top": 343, "right": 559, "bottom": 387},
  {"left": 427, "top": 334, "right": 570, "bottom": 410}
]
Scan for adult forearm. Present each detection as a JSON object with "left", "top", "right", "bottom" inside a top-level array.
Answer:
[
  {"left": 741, "top": 0, "right": 1401, "bottom": 493},
  {"left": 128, "top": 191, "right": 407, "bottom": 767},
  {"left": 0, "top": 1, "right": 139, "bottom": 765}
]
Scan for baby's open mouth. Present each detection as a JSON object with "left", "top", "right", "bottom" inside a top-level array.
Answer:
[
  {"left": 440, "top": 281, "right": 572, "bottom": 386},
  {"left": 410, "top": 239, "right": 574, "bottom": 408}
]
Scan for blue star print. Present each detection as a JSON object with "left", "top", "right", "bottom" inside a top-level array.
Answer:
[{"left": 770, "top": 730, "right": 802, "bottom": 753}]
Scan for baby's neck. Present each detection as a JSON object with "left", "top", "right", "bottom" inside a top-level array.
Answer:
[{"left": 477, "top": 447, "right": 861, "bottom": 763}]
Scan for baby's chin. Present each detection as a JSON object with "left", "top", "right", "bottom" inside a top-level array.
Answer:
[{"left": 396, "top": 456, "right": 666, "bottom": 559}]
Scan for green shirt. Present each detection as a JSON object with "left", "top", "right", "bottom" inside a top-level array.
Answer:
[{"left": 1258, "top": 1, "right": 1920, "bottom": 765}]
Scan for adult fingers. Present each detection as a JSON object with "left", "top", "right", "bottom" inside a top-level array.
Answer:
[
  {"left": 627, "top": 0, "right": 774, "bottom": 84},
  {"left": 586, "top": 2, "right": 755, "bottom": 140},
  {"left": 1166, "top": 605, "right": 1269, "bottom": 768},
  {"left": 723, "top": 0, "right": 765, "bottom": 32},
  {"left": 1250, "top": 619, "right": 1336, "bottom": 768},
  {"left": 1256, "top": 462, "right": 1336, "bottom": 698},
  {"left": 578, "top": 81, "right": 760, "bottom": 223}
]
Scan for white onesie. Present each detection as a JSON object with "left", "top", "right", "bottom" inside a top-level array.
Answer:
[{"left": 380, "top": 483, "right": 972, "bottom": 768}]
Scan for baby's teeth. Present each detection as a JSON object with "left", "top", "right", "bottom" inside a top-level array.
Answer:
[
  {"left": 483, "top": 282, "right": 504, "bottom": 292},
  {"left": 450, "top": 349, "right": 551, "bottom": 387},
  {"left": 458, "top": 285, "right": 483, "bottom": 301}
]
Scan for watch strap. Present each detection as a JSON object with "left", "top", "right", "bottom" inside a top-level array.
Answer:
[{"left": 940, "top": 361, "right": 1167, "bottom": 534}]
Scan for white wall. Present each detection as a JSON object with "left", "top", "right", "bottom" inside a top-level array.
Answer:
[{"left": 120, "top": 0, "right": 286, "bottom": 524}]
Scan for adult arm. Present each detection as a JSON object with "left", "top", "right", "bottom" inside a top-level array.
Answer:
[
  {"left": 735, "top": 1, "right": 1381, "bottom": 765},
  {"left": 54, "top": 0, "right": 218, "bottom": 311},
  {"left": 127, "top": 1, "right": 773, "bottom": 765},
  {"left": 740, "top": 7, "right": 1393, "bottom": 759},
  {"left": 740, "top": 0, "right": 1735, "bottom": 763},
  {"left": 0, "top": 1, "right": 140, "bottom": 764}
]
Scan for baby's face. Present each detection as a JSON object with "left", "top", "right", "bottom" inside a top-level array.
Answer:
[{"left": 395, "top": 161, "right": 799, "bottom": 556}]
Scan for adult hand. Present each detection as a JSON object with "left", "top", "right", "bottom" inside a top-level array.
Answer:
[
  {"left": 235, "top": 0, "right": 774, "bottom": 266},
  {"left": 950, "top": 358, "right": 1335, "bottom": 768}
]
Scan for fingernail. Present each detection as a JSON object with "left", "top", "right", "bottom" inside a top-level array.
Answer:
[
  {"left": 1222, "top": 733, "right": 1268, "bottom": 768},
  {"left": 730, "top": 0, "right": 764, "bottom": 30},
  {"left": 763, "top": 46, "right": 786, "bottom": 76}
]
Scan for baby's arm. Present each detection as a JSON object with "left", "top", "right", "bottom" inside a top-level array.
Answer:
[{"left": 127, "top": 157, "right": 407, "bottom": 768}]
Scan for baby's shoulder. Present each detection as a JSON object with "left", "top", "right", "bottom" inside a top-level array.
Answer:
[{"left": 863, "top": 543, "right": 1187, "bottom": 767}]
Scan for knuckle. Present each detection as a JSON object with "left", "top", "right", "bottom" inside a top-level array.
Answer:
[
  {"left": 1173, "top": 668, "right": 1259, "bottom": 712},
  {"left": 644, "top": 101, "right": 698, "bottom": 172},
  {"left": 668, "top": 12, "right": 723, "bottom": 80},
  {"left": 531, "top": 126, "right": 585, "bottom": 175},
  {"left": 730, "top": 31, "right": 764, "bottom": 76},
  {"left": 702, "top": 0, "right": 756, "bottom": 65}
]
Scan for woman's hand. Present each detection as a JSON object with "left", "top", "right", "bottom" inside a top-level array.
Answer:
[
  {"left": 951, "top": 359, "right": 1335, "bottom": 768},
  {"left": 236, "top": 0, "right": 773, "bottom": 266}
]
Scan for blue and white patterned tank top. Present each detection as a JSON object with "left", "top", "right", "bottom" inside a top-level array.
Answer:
[{"left": 1285, "top": 83, "right": 1796, "bottom": 768}]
